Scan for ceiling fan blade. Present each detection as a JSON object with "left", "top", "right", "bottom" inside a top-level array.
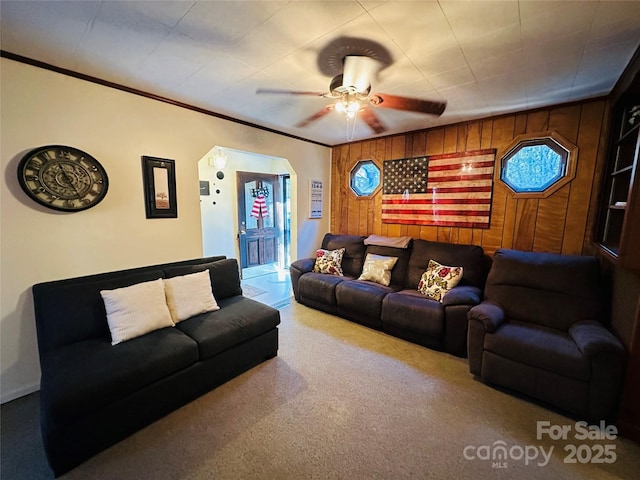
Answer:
[
  {"left": 256, "top": 88, "right": 327, "bottom": 96},
  {"left": 360, "top": 107, "right": 387, "bottom": 134},
  {"left": 370, "top": 93, "right": 446, "bottom": 116},
  {"left": 295, "top": 105, "right": 333, "bottom": 128},
  {"left": 342, "top": 56, "right": 380, "bottom": 93}
]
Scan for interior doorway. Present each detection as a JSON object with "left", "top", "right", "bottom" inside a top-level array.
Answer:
[
  {"left": 198, "top": 147, "right": 296, "bottom": 296},
  {"left": 237, "top": 171, "right": 291, "bottom": 279}
]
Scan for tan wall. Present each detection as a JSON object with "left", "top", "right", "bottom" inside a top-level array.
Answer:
[
  {"left": 330, "top": 99, "right": 609, "bottom": 257},
  {"left": 0, "top": 58, "right": 331, "bottom": 402}
]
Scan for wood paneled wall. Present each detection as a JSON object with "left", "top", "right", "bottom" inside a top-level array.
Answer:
[{"left": 330, "top": 99, "right": 610, "bottom": 256}]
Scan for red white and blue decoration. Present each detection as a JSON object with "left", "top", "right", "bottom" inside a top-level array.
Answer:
[
  {"left": 382, "top": 149, "right": 496, "bottom": 228},
  {"left": 250, "top": 194, "right": 269, "bottom": 219}
]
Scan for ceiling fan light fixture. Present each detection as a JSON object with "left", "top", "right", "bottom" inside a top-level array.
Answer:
[
  {"left": 336, "top": 100, "right": 360, "bottom": 118},
  {"left": 335, "top": 92, "right": 361, "bottom": 119},
  {"left": 256, "top": 40, "right": 445, "bottom": 140}
]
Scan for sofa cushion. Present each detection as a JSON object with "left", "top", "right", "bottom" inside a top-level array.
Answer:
[
  {"left": 417, "top": 260, "right": 464, "bottom": 302},
  {"left": 163, "top": 271, "right": 220, "bottom": 323},
  {"left": 381, "top": 290, "right": 445, "bottom": 338},
  {"left": 33, "top": 269, "right": 167, "bottom": 353},
  {"left": 163, "top": 258, "right": 242, "bottom": 301},
  {"left": 321, "top": 233, "right": 367, "bottom": 277},
  {"left": 40, "top": 327, "right": 198, "bottom": 423},
  {"left": 313, "top": 248, "right": 345, "bottom": 275},
  {"left": 484, "top": 249, "right": 603, "bottom": 331},
  {"left": 335, "top": 280, "right": 393, "bottom": 329},
  {"left": 407, "top": 239, "right": 485, "bottom": 289},
  {"left": 363, "top": 243, "right": 412, "bottom": 289},
  {"left": 176, "top": 296, "right": 280, "bottom": 360},
  {"left": 358, "top": 254, "right": 398, "bottom": 286},
  {"left": 484, "top": 321, "right": 591, "bottom": 381},
  {"left": 297, "top": 272, "right": 350, "bottom": 309},
  {"left": 101, "top": 278, "right": 175, "bottom": 345}
]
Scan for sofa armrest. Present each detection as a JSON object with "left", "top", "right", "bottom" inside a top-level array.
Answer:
[
  {"left": 441, "top": 286, "right": 483, "bottom": 356},
  {"left": 467, "top": 301, "right": 505, "bottom": 333},
  {"left": 569, "top": 320, "right": 626, "bottom": 421},
  {"left": 291, "top": 257, "right": 315, "bottom": 274},
  {"left": 442, "top": 285, "right": 482, "bottom": 307},
  {"left": 467, "top": 301, "right": 506, "bottom": 375},
  {"left": 289, "top": 258, "right": 315, "bottom": 301},
  {"left": 569, "top": 320, "right": 625, "bottom": 359}
]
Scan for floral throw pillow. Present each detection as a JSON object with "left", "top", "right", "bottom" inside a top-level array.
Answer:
[
  {"left": 418, "top": 259, "right": 464, "bottom": 302},
  {"left": 313, "top": 248, "right": 345, "bottom": 276},
  {"left": 358, "top": 254, "right": 398, "bottom": 286}
]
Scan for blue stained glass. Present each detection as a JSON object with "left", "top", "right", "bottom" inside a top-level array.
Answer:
[
  {"left": 502, "top": 142, "right": 567, "bottom": 193},
  {"left": 351, "top": 160, "right": 380, "bottom": 196}
]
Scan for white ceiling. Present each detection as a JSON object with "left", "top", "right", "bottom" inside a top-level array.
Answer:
[{"left": 1, "top": 1, "right": 639, "bottom": 146}]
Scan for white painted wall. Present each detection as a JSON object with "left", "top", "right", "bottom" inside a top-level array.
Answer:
[{"left": 0, "top": 58, "right": 330, "bottom": 403}]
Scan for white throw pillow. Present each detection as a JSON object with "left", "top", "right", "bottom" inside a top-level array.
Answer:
[
  {"left": 101, "top": 278, "right": 174, "bottom": 345},
  {"left": 358, "top": 254, "right": 398, "bottom": 286},
  {"left": 163, "top": 270, "right": 219, "bottom": 323}
]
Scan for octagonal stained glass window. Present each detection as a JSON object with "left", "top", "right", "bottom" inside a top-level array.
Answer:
[
  {"left": 501, "top": 137, "right": 570, "bottom": 195},
  {"left": 350, "top": 160, "right": 380, "bottom": 197}
]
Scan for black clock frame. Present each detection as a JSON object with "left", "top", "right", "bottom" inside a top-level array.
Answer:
[{"left": 17, "top": 145, "right": 109, "bottom": 212}]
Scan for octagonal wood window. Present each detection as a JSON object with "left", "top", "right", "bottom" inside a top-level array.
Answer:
[
  {"left": 499, "top": 131, "right": 578, "bottom": 198},
  {"left": 350, "top": 160, "right": 381, "bottom": 197}
]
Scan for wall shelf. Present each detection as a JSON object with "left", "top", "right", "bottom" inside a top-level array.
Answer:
[
  {"left": 612, "top": 165, "right": 634, "bottom": 176},
  {"left": 597, "top": 48, "right": 640, "bottom": 445},
  {"left": 596, "top": 99, "right": 640, "bottom": 271}
]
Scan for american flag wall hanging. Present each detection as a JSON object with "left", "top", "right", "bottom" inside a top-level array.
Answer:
[{"left": 381, "top": 149, "right": 496, "bottom": 228}]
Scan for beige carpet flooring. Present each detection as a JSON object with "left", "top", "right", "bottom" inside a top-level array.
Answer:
[{"left": 3, "top": 302, "right": 640, "bottom": 479}]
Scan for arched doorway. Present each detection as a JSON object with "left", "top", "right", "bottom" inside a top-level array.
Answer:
[{"left": 198, "top": 146, "right": 295, "bottom": 306}]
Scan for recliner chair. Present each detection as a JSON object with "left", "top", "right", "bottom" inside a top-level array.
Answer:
[{"left": 467, "top": 248, "right": 626, "bottom": 422}]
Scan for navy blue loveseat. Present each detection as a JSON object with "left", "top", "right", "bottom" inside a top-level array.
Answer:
[{"left": 32, "top": 256, "right": 280, "bottom": 476}]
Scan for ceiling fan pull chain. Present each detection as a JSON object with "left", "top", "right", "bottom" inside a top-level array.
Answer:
[{"left": 346, "top": 109, "right": 358, "bottom": 142}]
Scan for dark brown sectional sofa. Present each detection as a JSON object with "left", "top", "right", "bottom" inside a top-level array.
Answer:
[
  {"left": 292, "top": 236, "right": 627, "bottom": 422},
  {"left": 290, "top": 233, "right": 488, "bottom": 356}
]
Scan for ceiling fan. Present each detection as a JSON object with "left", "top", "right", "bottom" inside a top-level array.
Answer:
[{"left": 256, "top": 55, "right": 446, "bottom": 137}]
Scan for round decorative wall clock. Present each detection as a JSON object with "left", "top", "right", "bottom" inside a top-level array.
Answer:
[{"left": 17, "top": 145, "right": 109, "bottom": 212}]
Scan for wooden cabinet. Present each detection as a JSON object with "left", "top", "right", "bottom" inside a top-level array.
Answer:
[{"left": 597, "top": 101, "right": 640, "bottom": 271}]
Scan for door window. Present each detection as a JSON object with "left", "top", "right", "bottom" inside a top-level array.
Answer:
[{"left": 244, "top": 181, "right": 274, "bottom": 228}]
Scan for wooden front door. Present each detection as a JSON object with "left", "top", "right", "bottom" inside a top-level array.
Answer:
[{"left": 237, "top": 172, "right": 280, "bottom": 269}]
